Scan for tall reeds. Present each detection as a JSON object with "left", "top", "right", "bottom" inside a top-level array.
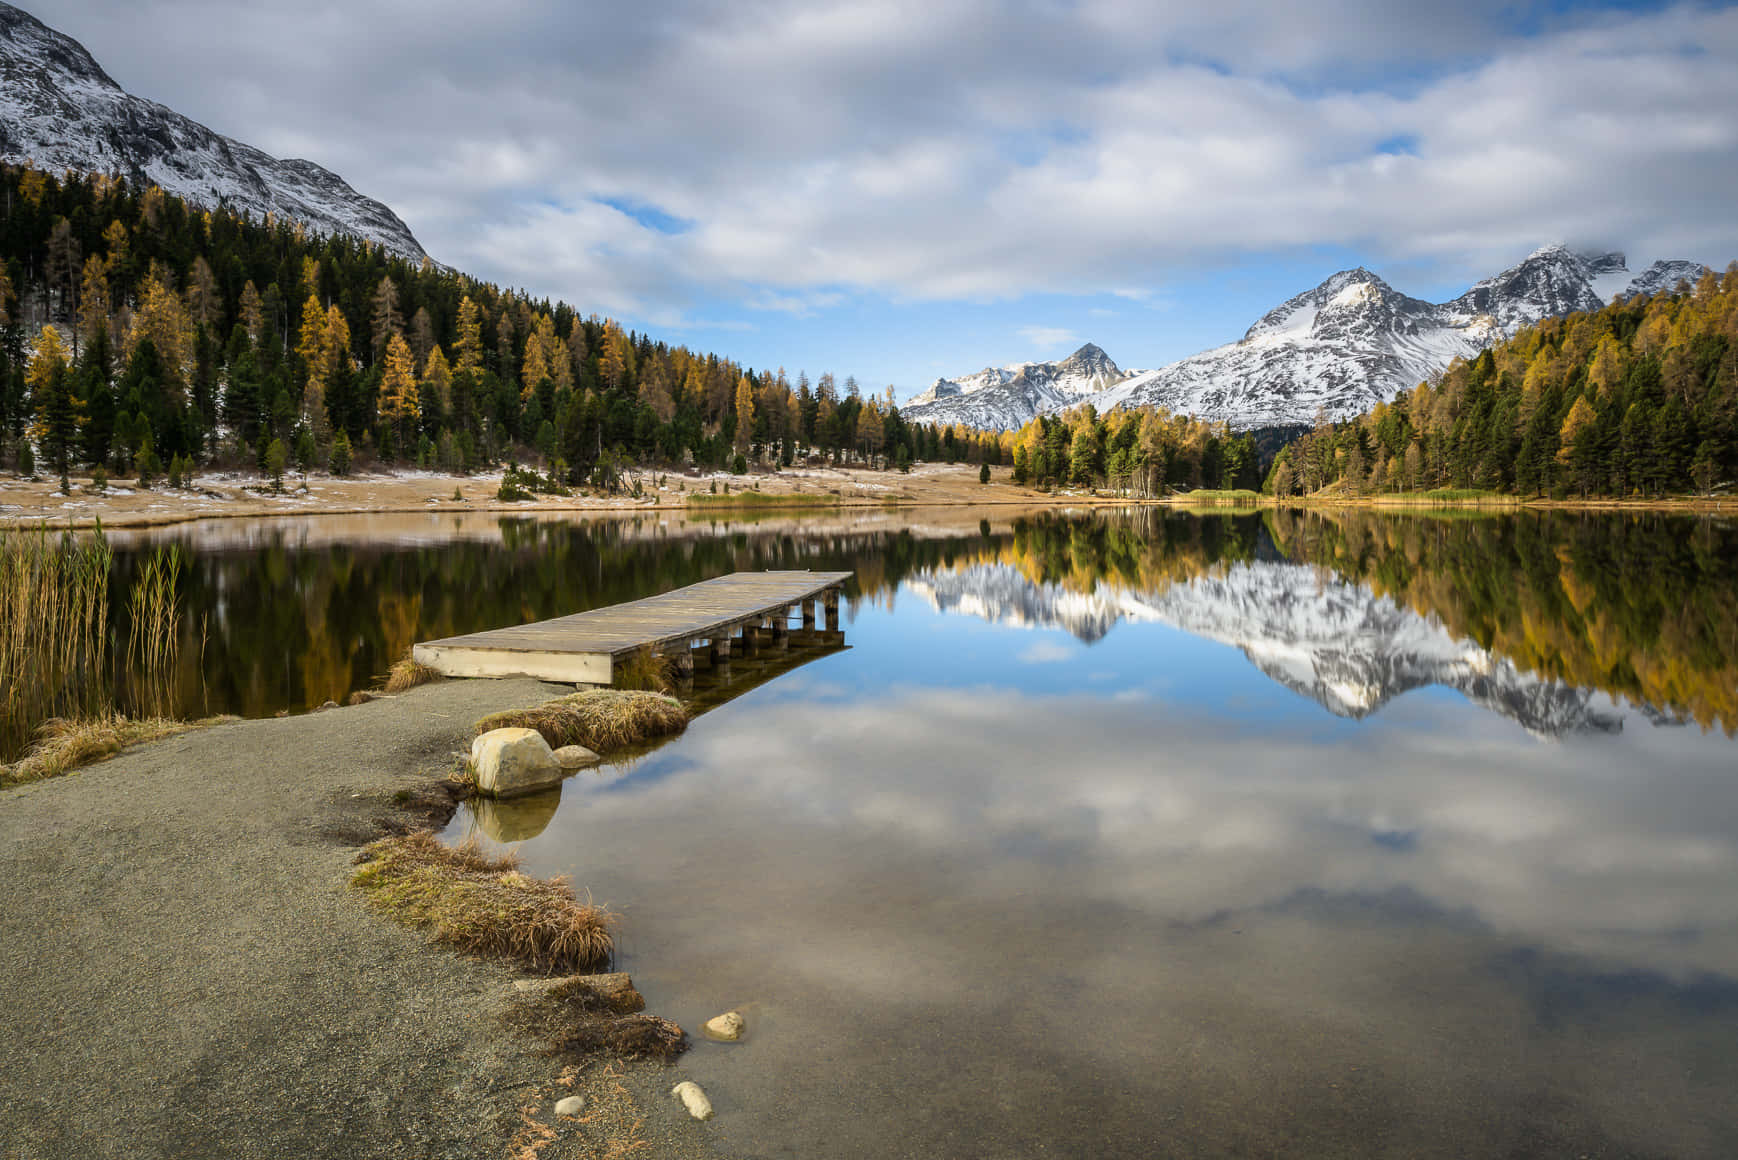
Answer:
[
  {"left": 124, "top": 546, "right": 184, "bottom": 719},
  {"left": 0, "top": 524, "right": 113, "bottom": 758},
  {"left": 2, "top": 526, "right": 193, "bottom": 767}
]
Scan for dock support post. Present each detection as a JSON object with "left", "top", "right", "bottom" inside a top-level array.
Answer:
[
  {"left": 671, "top": 647, "right": 695, "bottom": 679},
  {"left": 824, "top": 587, "right": 841, "bottom": 631},
  {"left": 771, "top": 606, "right": 790, "bottom": 649},
  {"left": 710, "top": 635, "right": 732, "bottom": 664},
  {"left": 801, "top": 599, "right": 816, "bottom": 630}
]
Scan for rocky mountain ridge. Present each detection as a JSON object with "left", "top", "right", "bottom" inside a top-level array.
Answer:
[
  {"left": 907, "top": 342, "right": 1128, "bottom": 431},
  {"left": 905, "top": 246, "right": 1711, "bottom": 431},
  {"left": 0, "top": 2, "right": 426, "bottom": 259}
]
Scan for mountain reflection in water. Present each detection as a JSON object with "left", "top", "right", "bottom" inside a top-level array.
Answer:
[{"left": 907, "top": 559, "right": 1628, "bottom": 738}]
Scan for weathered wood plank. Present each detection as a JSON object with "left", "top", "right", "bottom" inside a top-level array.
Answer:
[{"left": 412, "top": 570, "right": 852, "bottom": 683}]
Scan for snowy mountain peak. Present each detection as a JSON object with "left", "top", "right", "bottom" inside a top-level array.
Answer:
[
  {"left": 910, "top": 243, "right": 1709, "bottom": 432},
  {"left": 0, "top": 2, "right": 426, "bottom": 259},
  {"left": 1448, "top": 246, "right": 1617, "bottom": 330},
  {"left": 905, "top": 340, "right": 1131, "bottom": 429},
  {"left": 1055, "top": 342, "right": 1121, "bottom": 379},
  {"left": 1329, "top": 280, "right": 1383, "bottom": 308},
  {"left": 1623, "top": 259, "right": 1712, "bottom": 300}
]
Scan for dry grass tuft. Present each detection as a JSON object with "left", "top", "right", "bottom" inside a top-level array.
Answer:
[
  {"left": 506, "top": 977, "right": 688, "bottom": 1063},
  {"left": 350, "top": 831, "right": 615, "bottom": 973},
  {"left": 1, "top": 713, "right": 236, "bottom": 787},
  {"left": 475, "top": 689, "right": 687, "bottom": 754},
  {"left": 383, "top": 653, "right": 444, "bottom": 694},
  {"left": 613, "top": 645, "right": 674, "bottom": 693},
  {"left": 549, "top": 1012, "right": 688, "bottom": 1063}
]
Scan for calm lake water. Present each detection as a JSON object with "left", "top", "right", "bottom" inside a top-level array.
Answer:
[{"left": 112, "top": 506, "right": 1738, "bottom": 1157}]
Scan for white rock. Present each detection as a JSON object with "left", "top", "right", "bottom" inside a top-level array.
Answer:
[
  {"left": 671, "top": 1080, "right": 713, "bottom": 1121},
  {"left": 554, "top": 1095, "right": 586, "bottom": 1117},
  {"left": 702, "top": 1011, "right": 745, "bottom": 1042},
  {"left": 469, "top": 728, "right": 561, "bottom": 798},
  {"left": 551, "top": 744, "right": 601, "bottom": 770}
]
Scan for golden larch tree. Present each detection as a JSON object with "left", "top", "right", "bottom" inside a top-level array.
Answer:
[
  {"left": 296, "top": 294, "right": 329, "bottom": 394},
  {"left": 371, "top": 276, "right": 402, "bottom": 362},
  {"left": 453, "top": 296, "right": 484, "bottom": 373},
  {"left": 26, "top": 324, "right": 70, "bottom": 398},
  {"left": 422, "top": 346, "right": 453, "bottom": 417},
  {"left": 519, "top": 314, "right": 554, "bottom": 401},
  {"left": 379, "top": 333, "right": 420, "bottom": 440},
  {"left": 124, "top": 275, "right": 195, "bottom": 395},
  {"left": 733, "top": 374, "right": 755, "bottom": 451},
  {"left": 77, "top": 256, "right": 110, "bottom": 348}
]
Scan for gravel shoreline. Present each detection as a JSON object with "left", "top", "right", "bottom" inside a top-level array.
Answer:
[{"left": 0, "top": 680, "right": 726, "bottom": 1160}]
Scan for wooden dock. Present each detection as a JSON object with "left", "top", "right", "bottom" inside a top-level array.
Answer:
[{"left": 413, "top": 570, "right": 853, "bottom": 685}]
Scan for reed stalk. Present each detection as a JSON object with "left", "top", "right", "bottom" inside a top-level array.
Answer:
[{"left": 124, "top": 546, "right": 184, "bottom": 721}]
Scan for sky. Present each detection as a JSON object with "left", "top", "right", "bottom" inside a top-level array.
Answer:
[{"left": 37, "top": 0, "right": 1738, "bottom": 400}]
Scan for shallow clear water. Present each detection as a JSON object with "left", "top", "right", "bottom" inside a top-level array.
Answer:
[{"left": 111, "top": 506, "right": 1738, "bottom": 1156}]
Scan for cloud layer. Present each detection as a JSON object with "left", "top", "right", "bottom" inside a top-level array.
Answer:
[{"left": 48, "top": 0, "right": 1738, "bottom": 322}]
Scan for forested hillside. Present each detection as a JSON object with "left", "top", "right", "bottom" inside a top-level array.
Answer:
[
  {"left": 1265, "top": 265, "right": 1738, "bottom": 498},
  {"left": 0, "top": 164, "right": 1003, "bottom": 487}
]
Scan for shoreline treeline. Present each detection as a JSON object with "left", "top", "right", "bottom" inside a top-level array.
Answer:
[{"left": 0, "top": 164, "right": 1010, "bottom": 487}]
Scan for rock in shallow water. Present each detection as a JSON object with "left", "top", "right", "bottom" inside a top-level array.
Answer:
[
  {"left": 671, "top": 1080, "right": 713, "bottom": 1120},
  {"left": 470, "top": 727, "right": 561, "bottom": 797},
  {"left": 702, "top": 1011, "right": 745, "bottom": 1041},
  {"left": 552, "top": 744, "right": 601, "bottom": 770}
]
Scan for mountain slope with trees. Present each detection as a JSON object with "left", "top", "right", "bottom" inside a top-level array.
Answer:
[{"left": 1264, "top": 266, "right": 1738, "bottom": 499}]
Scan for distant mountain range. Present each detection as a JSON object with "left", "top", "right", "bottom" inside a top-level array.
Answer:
[
  {"left": 0, "top": 2, "right": 426, "bottom": 259},
  {"left": 904, "top": 561, "right": 1637, "bottom": 740},
  {"left": 905, "top": 247, "right": 1711, "bottom": 431}
]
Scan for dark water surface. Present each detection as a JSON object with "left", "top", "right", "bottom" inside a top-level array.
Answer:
[{"left": 114, "top": 506, "right": 1738, "bottom": 1157}]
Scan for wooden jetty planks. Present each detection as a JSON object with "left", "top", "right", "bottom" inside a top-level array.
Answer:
[{"left": 413, "top": 570, "right": 853, "bottom": 683}]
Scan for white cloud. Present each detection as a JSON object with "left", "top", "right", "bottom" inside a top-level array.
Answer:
[
  {"left": 1016, "top": 326, "right": 1080, "bottom": 352},
  {"left": 43, "top": 0, "right": 1738, "bottom": 314},
  {"left": 1018, "top": 639, "right": 1078, "bottom": 664}
]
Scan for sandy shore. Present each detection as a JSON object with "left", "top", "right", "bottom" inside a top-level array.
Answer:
[{"left": 0, "top": 680, "right": 728, "bottom": 1160}]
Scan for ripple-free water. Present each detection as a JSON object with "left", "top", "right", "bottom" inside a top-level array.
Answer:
[{"left": 116, "top": 506, "right": 1738, "bottom": 1156}]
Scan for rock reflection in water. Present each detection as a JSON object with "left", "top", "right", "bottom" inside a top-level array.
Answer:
[{"left": 469, "top": 789, "right": 562, "bottom": 843}]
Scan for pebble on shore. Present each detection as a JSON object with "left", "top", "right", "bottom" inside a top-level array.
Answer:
[{"left": 672, "top": 1080, "right": 713, "bottom": 1120}]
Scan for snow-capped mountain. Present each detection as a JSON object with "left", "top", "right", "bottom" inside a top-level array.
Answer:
[
  {"left": 1621, "top": 259, "right": 1711, "bottom": 300},
  {"left": 1447, "top": 246, "right": 1623, "bottom": 332},
  {"left": 905, "top": 246, "right": 1707, "bottom": 431},
  {"left": 904, "top": 561, "right": 1631, "bottom": 739},
  {"left": 904, "top": 343, "right": 1129, "bottom": 431},
  {"left": 0, "top": 2, "right": 425, "bottom": 260}
]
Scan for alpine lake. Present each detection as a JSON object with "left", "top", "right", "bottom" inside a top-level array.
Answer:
[{"left": 99, "top": 504, "right": 1738, "bottom": 1158}]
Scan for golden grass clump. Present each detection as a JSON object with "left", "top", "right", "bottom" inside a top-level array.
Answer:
[
  {"left": 350, "top": 831, "right": 615, "bottom": 973},
  {"left": 0, "top": 714, "right": 234, "bottom": 787},
  {"left": 383, "top": 653, "right": 444, "bottom": 694},
  {"left": 474, "top": 689, "right": 687, "bottom": 754},
  {"left": 613, "top": 644, "right": 675, "bottom": 693}
]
